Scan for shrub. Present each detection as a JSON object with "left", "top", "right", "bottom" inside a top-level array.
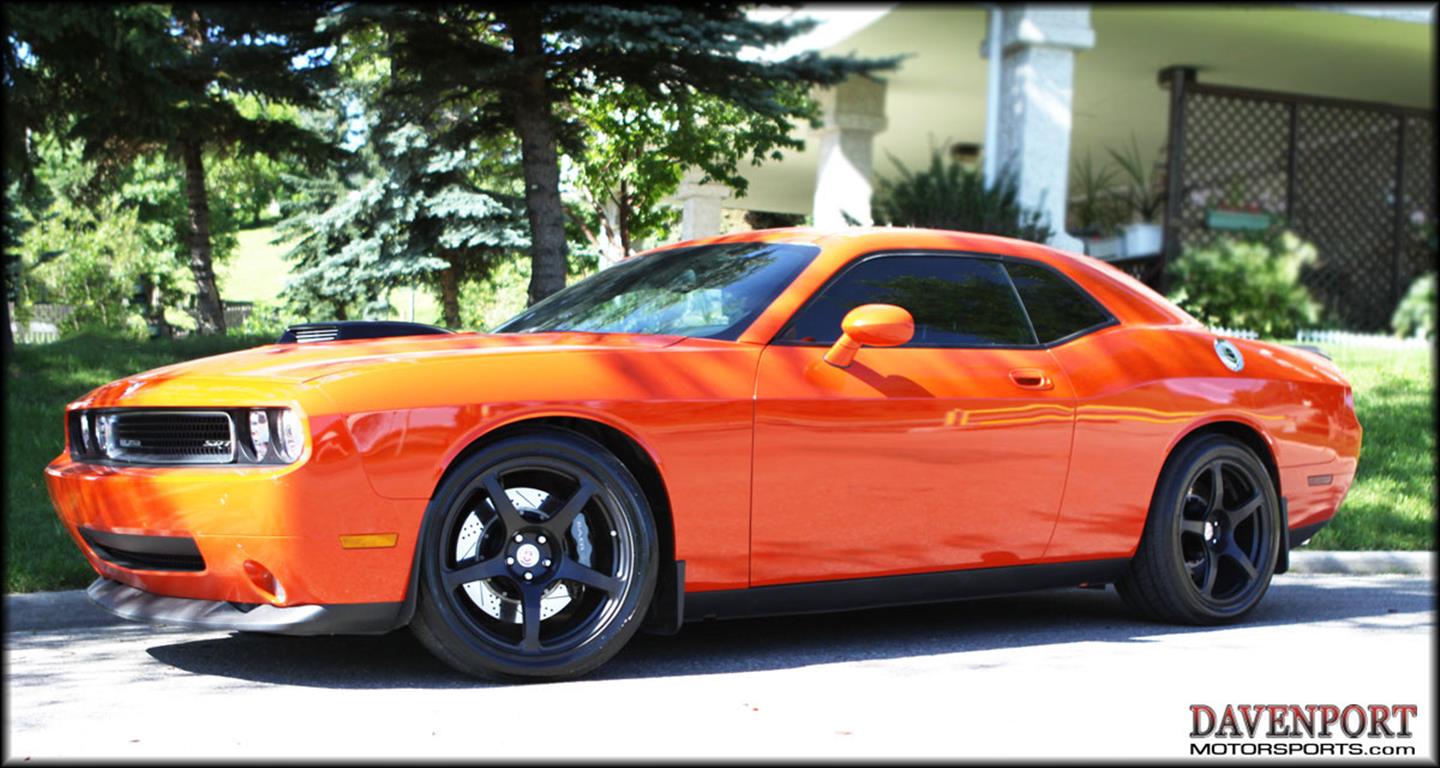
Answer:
[
  {"left": 1068, "top": 151, "right": 1127, "bottom": 237},
  {"left": 16, "top": 195, "right": 188, "bottom": 338},
  {"left": 1167, "top": 231, "right": 1321, "bottom": 338},
  {"left": 1391, "top": 273, "right": 1435, "bottom": 340},
  {"left": 872, "top": 148, "right": 1053, "bottom": 243},
  {"left": 744, "top": 210, "right": 807, "bottom": 230},
  {"left": 1106, "top": 133, "right": 1165, "bottom": 224},
  {"left": 232, "top": 300, "right": 301, "bottom": 339}
]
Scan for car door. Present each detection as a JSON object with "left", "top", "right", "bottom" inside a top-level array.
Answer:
[{"left": 750, "top": 252, "right": 1082, "bottom": 586}]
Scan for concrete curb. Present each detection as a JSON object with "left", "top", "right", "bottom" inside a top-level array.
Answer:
[
  {"left": 1288, "top": 550, "right": 1434, "bottom": 577},
  {"left": 4, "top": 553, "right": 1432, "bottom": 632}
]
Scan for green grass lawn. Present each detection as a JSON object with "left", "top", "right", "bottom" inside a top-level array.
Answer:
[
  {"left": 4, "top": 334, "right": 270, "bottom": 593},
  {"left": 217, "top": 226, "right": 292, "bottom": 303},
  {"left": 1303, "top": 343, "right": 1435, "bottom": 550},
  {"left": 3, "top": 335, "right": 1433, "bottom": 593},
  {"left": 220, "top": 225, "right": 442, "bottom": 324}
]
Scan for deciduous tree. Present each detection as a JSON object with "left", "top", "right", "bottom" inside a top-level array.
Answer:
[{"left": 5, "top": 3, "right": 338, "bottom": 334}]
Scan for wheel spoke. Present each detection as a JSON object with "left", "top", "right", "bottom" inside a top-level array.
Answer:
[
  {"left": 1181, "top": 519, "right": 1207, "bottom": 537},
  {"left": 1221, "top": 543, "right": 1258, "bottom": 581},
  {"left": 520, "top": 584, "right": 543, "bottom": 652},
  {"left": 1207, "top": 463, "right": 1225, "bottom": 514},
  {"left": 555, "top": 556, "right": 621, "bottom": 594},
  {"left": 483, "top": 473, "right": 526, "bottom": 533},
  {"left": 1198, "top": 555, "right": 1218, "bottom": 597},
  {"left": 542, "top": 478, "right": 595, "bottom": 536},
  {"left": 1222, "top": 493, "right": 1263, "bottom": 528},
  {"left": 443, "top": 555, "right": 509, "bottom": 591}
]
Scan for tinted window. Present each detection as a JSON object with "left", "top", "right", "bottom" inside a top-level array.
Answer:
[
  {"left": 494, "top": 242, "right": 818, "bottom": 340},
  {"left": 779, "top": 256, "right": 1036, "bottom": 347},
  {"left": 1004, "top": 261, "right": 1112, "bottom": 344}
]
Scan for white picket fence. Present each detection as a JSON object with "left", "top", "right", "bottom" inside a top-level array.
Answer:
[
  {"left": 1209, "top": 325, "right": 1432, "bottom": 349},
  {"left": 1294, "top": 328, "right": 1432, "bottom": 350}
]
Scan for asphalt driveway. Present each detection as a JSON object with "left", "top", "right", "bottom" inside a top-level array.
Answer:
[{"left": 5, "top": 574, "right": 1434, "bottom": 760}]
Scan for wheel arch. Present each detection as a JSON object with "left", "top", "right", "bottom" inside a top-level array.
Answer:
[
  {"left": 1164, "top": 418, "right": 1282, "bottom": 500},
  {"left": 393, "top": 415, "right": 679, "bottom": 630},
  {"left": 1155, "top": 417, "right": 1289, "bottom": 574}
]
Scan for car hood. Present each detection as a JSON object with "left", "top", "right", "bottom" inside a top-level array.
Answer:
[{"left": 120, "top": 332, "right": 687, "bottom": 385}]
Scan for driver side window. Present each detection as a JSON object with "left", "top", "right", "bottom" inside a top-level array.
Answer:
[{"left": 778, "top": 255, "right": 1036, "bottom": 347}]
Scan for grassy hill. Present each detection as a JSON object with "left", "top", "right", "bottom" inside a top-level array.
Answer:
[{"left": 218, "top": 226, "right": 442, "bottom": 325}]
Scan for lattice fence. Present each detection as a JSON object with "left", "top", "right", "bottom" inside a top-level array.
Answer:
[{"left": 1169, "top": 83, "right": 1436, "bottom": 331}]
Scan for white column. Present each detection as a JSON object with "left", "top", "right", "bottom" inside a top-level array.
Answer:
[
  {"left": 985, "top": 6, "right": 1094, "bottom": 252},
  {"left": 811, "top": 75, "right": 888, "bottom": 229},
  {"left": 675, "top": 169, "right": 731, "bottom": 242}
]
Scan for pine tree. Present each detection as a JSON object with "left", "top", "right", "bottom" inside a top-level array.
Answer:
[
  {"left": 276, "top": 26, "right": 529, "bottom": 327},
  {"left": 5, "top": 3, "right": 338, "bottom": 334},
  {"left": 276, "top": 127, "right": 529, "bottom": 327},
  {"left": 336, "top": 4, "right": 896, "bottom": 304}
]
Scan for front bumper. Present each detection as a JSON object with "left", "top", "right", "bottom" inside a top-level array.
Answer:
[
  {"left": 88, "top": 577, "right": 403, "bottom": 635},
  {"left": 45, "top": 418, "right": 426, "bottom": 608}
]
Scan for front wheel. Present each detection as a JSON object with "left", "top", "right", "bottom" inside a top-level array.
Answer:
[
  {"left": 411, "top": 428, "right": 658, "bottom": 681},
  {"left": 1116, "top": 434, "right": 1281, "bottom": 624}
]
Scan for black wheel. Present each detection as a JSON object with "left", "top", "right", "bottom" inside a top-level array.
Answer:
[
  {"left": 1115, "top": 434, "right": 1280, "bottom": 624},
  {"left": 410, "top": 428, "right": 657, "bottom": 681}
]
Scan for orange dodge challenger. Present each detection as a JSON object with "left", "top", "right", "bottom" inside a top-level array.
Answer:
[{"left": 46, "top": 227, "right": 1361, "bottom": 681}]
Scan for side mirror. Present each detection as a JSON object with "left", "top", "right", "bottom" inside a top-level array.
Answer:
[{"left": 823, "top": 304, "right": 914, "bottom": 368}]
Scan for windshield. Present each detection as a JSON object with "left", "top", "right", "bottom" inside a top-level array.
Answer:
[{"left": 494, "top": 242, "right": 819, "bottom": 340}]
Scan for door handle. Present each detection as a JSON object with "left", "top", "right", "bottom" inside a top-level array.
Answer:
[{"left": 1009, "top": 368, "right": 1054, "bottom": 390}]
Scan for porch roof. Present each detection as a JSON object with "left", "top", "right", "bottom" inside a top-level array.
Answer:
[{"left": 733, "top": 5, "right": 1434, "bottom": 215}]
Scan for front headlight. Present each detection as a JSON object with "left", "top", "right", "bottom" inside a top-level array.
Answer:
[
  {"left": 245, "top": 407, "right": 305, "bottom": 464},
  {"left": 78, "top": 410, "right": 93, "bottom": 453},
  {"left": 95, "top": 413, "right": 114, "bottom": 454},
  {"left": 275, "top": 408, "right": 305, "bottom": 463},
  {"left": 248, "top": 410, "right": 272, "bottom": 461}
]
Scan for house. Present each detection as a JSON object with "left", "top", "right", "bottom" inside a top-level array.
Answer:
[{"left": 670, "top": 5, "right": 1435, "bottom": 331}]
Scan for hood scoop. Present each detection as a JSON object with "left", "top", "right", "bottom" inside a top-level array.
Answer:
[{"left": 278, "top": 321, "right": 454, "bottom": 344}]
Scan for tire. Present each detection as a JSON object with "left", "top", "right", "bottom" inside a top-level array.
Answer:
[
  {"left": 410, "top": 427, "right": 658, "bottom": 681},
  {"left": 1115, "top": 434, "right": 1281, "bottom": 625}
]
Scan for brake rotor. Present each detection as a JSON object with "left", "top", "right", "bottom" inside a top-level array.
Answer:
[{"left": 453, "top": 487, "right": 593, "bottom": 623}]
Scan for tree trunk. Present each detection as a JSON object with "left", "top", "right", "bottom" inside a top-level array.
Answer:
[
  {"left": 596, "top": 197, "right": 624, "bottom": 269},
  {"left": 3, "top": 295, "right": 13, "bottom": 357},
  {"left": 503, "top": 9, "right": 569, "bottom": 306},
  {"left": 180, "top": 140, "right": 226, "bottom": 335},
  {"left": 138, "top": 274, "right": 172, "bottom": 339},
  {"left": 439, "top": 254, "right": 461, "bottom": 329},
  {"left": 618, "top": 180, "right": 632, "bottom": 258}
]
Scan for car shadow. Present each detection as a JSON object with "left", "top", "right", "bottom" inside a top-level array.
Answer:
[{"left": 142, "top": 577, "right": 1433, "bottom": 690}]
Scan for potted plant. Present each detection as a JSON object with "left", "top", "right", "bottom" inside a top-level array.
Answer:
[
  {"left": 1069, "top": 151, "right": 1125, "bottom": 260},
  {"left": 1202, "top": 181, "right": 1276, "bottom": 231},
  {"left": 872, "top": 148, "right": 1053, "bottom": 243},
  {"left": 1108, "top": 134, "right": 1165, "bottom": 258}
]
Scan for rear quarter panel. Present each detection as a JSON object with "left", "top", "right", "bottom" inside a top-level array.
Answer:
[{"left": 1040, "top": 324, "right": 1360, "bottom": 561}]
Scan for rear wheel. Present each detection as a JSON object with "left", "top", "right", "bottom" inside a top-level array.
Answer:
[
  {"left": 1116, "top": 434, "right": 1280, "bottom": 624},
  {"left": 411, "top": 428, "right": 657, "bottom": 681}
]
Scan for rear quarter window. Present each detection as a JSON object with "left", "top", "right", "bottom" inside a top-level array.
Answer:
[{"left": 1004, "top": 261, "right": 1114, "bottom": 344}]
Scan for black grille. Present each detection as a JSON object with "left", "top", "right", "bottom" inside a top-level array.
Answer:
[
  {"left": 95, "top": 411, "right": 236, "bottom": 464},
  {"left": 78, "top": 527, "right": 206, "bottom": 572}
]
